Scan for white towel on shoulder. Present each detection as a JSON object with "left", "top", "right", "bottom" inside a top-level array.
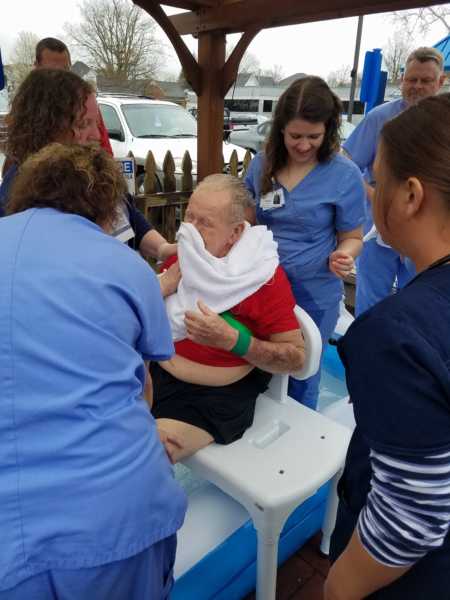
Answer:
[{"left": 165, "top": 222, "right": 279, "bottom": 341}]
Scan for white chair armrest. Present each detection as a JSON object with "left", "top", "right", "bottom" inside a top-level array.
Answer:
[{"left": 290, "top": 305, "right": 322, "bottom": 381}]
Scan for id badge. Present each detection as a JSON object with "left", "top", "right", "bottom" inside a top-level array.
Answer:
[
  {"left": 112, "top": 203, "right": 134, "bottom": 243},
  {"left": 259, "top": 187, "right": 285, "bottom": 211}
]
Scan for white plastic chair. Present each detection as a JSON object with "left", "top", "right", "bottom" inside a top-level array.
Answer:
[{"left": 183, "top": 306, "right": 352, "bottom": 600}]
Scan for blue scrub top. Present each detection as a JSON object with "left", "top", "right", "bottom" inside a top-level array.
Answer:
[
  {"left": 245, "top": 152, "right": 366, "bottom": 310},
  {"left": 343, "top": 98, "right": 406, "bottom": 184},
  {"left": 0, "top": 208, "right": 187, "bottom": 591}
]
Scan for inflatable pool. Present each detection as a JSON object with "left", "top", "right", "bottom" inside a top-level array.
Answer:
[{"left": 173, "top": 341, "right": 349, "bottom": 600}]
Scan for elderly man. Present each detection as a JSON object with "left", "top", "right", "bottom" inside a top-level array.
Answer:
[
  {"left": 344, "top": 47, "right": 445, "bottom": 315},
  {"left": 151, "top": 174, "right": 305, "bottom": 462}
]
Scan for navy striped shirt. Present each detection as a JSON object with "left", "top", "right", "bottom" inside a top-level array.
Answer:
[{"left": 358, "top": 448, "right": 450, "bottom": 566}]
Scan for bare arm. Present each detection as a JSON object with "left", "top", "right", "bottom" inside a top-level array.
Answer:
[
  {"left": 244, "top": 329, "right": 305, "bottom": 373},
  {"left": 324, "top": 530, "right": 410, "bottom": 600},
  {"left": 329, "top": 226, "right": 363, "bottom": 278},
  {"left": 143, "top": 361, "right": 153, "bottom": 408},
  {"left": 158, "top": 261, "right": 181, "bottom": 298},
  {"left": 184, "top": 301, "right": 305, "bottom": 374},
  {"left": 139, "top": 229, "right": 177, "bottom": 261}
]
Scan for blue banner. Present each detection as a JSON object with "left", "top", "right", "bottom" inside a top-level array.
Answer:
[{"left": 0, "top": 49, "right": 4, "bottom": 91}]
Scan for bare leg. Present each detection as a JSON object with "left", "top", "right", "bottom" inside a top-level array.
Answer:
[{"left": 156, "top": 418, "right": 214, "bottom": 463}]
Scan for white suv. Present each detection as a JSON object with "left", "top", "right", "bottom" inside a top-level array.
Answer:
[{"left": 98, "top": 95, "right": 246, "bottom": 190}]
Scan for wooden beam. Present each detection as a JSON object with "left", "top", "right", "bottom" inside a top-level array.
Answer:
[
  {"left": 133, "top": 0, "right": 201, "bottom": 94},
  {"left": 197, "top": 31, "right": 226, "bottom": 181},
  {"left": 160, "top": 0, "right": 219, "bottom": 8},
  {"left": 221, "top": 25, "right": 262, "bottom": 96},
  {"left": 169, "top": 0, "right": 450, "bottom": 35}
]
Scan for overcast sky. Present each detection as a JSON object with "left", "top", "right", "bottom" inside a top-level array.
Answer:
[{"left": 0, "top": 1, "right": 447, "bottom": 80}]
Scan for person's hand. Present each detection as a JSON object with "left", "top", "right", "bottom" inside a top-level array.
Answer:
[
  {"left": 329, "top": 250, "right": 354, "bottom": 279},
  {"left": 184, "top": 300, "right": 238, "bottom": 350},
  {"left": 158, "top": 242, "right": 178, "bottom": 261},
  {"left": 158, "top": 428, "right": 184, "bottom": 464},
  {"left": 158, "top": 262, "right": 181, "bottom": 297}
]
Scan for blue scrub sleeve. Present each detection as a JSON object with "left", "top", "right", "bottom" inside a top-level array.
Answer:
[
  {"left": 131, "top": 261, "right": 174, "bottom": 361},
  {"left": 244, "top": 152, "right": 263, "bottom": 202},
  {"left": 338, "top": 315, "right": 450, "bottom": 457},
  {"left": 342, "top": 113, "right": 378, "bottom": 174},
  {"left": 335, "top": 163, "right": 366, "bottom": 232}
]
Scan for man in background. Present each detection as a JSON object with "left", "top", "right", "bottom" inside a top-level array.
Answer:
[
  {"left": 344, "top": 46, "right": 445, "bottom": 315},
  {"left": 34, "top": 37, "right": 71, "bottom": 70}
]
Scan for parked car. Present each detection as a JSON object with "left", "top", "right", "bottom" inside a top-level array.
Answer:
[
  {"left": 189, "top": 106, "right": 233, "bottom": 140},
  {"left": 98, "top": 95, "right": 246, "bottom": 190},
  {"left": 228, "top": 120, "right": 272, "bottom": 154},
  {"left": 228, "top": 118, "right": 356, "bottom": 154}
]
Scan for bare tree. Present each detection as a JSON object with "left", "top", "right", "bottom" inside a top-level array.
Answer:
[
  {"left": 8, "top": 31, "right": 40, "bottom": 90},
  {"left": 65, "top": 0, "right": 166, "bottom": 81},
  {"left": 392, "top": 4, "right": 450, "bottom": 35},
  {"left": 383, "top": 30, "right": 413, "bottom": 83},
  {"left": 327, "top": 64, "right": 352, "bottom": 87},
  {"left": 226, "top": 42, "right": 262, "bottom": 78},
  {"left": 261, "top": 63, "right": 285, "bottom": 83}
]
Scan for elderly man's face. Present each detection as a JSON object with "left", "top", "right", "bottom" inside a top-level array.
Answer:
[
  {"left": 36, "top": 49, "right": 71, "bottom": 71},
  {"left": 184, "top": 187, "right": 243, "bottom": 258},
  {"left": 401, "top": 59, "right": 445, "bottom": 105}
]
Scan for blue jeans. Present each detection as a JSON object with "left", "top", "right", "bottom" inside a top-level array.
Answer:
[
  {"left": 288, "top": 303, "right": 339, "bottom": 410},
  {"left": 355, "top": 239, "right": 415, "bottom": 316},
  {"left": 0, "top": 535, "right": 177, "bottom": 600}
]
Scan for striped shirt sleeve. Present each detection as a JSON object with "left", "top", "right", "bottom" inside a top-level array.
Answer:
[{"left": 357, "top": 448, "right": 450, "bottom": 567}]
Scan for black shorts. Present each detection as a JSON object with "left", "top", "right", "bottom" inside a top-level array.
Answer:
[{"left": 150, "top": 363, "right": 272, "bottom": 445}]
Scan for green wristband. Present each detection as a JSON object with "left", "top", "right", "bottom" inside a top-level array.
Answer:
[
  {"left": 231, "top": 328, "right": 252, "bottom": 357},
  {"left": 220, "top": 311, "right": 252, "bottom": 357}
]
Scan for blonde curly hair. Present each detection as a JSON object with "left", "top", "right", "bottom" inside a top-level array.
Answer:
[{"left": 6, "top": 143, "right": 126, "bottom": 229}]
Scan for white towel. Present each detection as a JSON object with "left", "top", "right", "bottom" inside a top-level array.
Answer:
[{"left": 165, "top": 222, "right": 279, "bottom": 341}]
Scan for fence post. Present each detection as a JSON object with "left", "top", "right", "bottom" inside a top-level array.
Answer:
[
  {"left": 162, "top": 151, "right": 177, "bottom": 242},
  {"left": 228, "top": 149, "right": 239, "bottom": 177},
  {"left": 241, "top": 149, "right": 253, "bottom": 179},
  {"left": 143, "top": 150, "right": 158, "bottom": 195},
  {"left": 180, "top": 150, "right": 193, "bottom": 223}
]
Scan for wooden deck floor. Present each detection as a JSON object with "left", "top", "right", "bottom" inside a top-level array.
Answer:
[{"left": 243, "top": 533, "right": 330, "bottom": 600}]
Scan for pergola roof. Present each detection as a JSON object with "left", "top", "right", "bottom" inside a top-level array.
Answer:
[
  {"left": 133, "top": 0, "right": 448, "bottom": 180},
  {"left": 161, "top": 0, "right": 446, "bottom": 34}
]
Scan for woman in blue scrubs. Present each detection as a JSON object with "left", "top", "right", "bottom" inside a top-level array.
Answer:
[
  {"left": 325, "top": 94, "right": 450, "bottom": 599},
  {"left": 0, "top": 144, "right": 186, "bottom": 599},
  {"left": 245, "top": 76, "right": 365, "bottom": 409}
]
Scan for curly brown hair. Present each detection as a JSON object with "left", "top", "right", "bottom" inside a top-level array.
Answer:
[
  {"left": 261, "top": 76, "right": 343, "bottom": 195},
  {"left": 6, "top": 143, "right": 126, "bottom": 229},
  {"left": 6, "top": 69, "right": 93, "bottom": 165}
]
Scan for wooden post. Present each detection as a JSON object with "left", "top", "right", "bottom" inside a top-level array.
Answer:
[{"left": 197, "top": 30, "right": 226, "bottom": 182}]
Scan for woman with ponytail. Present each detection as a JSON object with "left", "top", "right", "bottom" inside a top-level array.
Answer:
[
  {"left": 245, "top": 76, "right": 365, "bottom": 409},
  {"left": 325, "top": 92, "right": 450, "bottom": 600}
]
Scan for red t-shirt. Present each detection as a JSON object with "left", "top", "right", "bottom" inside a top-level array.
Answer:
[
  {"left": 98, "top": 110, "right": 113, "bottom": 155},
  {"left": 162, "top": 257, "right": 299, "bottom": 366}
]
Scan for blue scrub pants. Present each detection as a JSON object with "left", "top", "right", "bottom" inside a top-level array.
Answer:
[
  {"left": 355, "top": 238, "right": 415, "bottom": 316},
  {"left": 0, "top": 535, "right": 176, "bottom": 600},
  {"left": 288, "top": 303, "right": 339, "bottom": 411}
]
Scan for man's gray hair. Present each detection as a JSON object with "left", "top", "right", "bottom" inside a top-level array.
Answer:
[
  {"left": 406, "top": 47, "right": 444, "bottom": 71},
  {"left": 195, "top": 173, "right": 251, "bottom": 223}
]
